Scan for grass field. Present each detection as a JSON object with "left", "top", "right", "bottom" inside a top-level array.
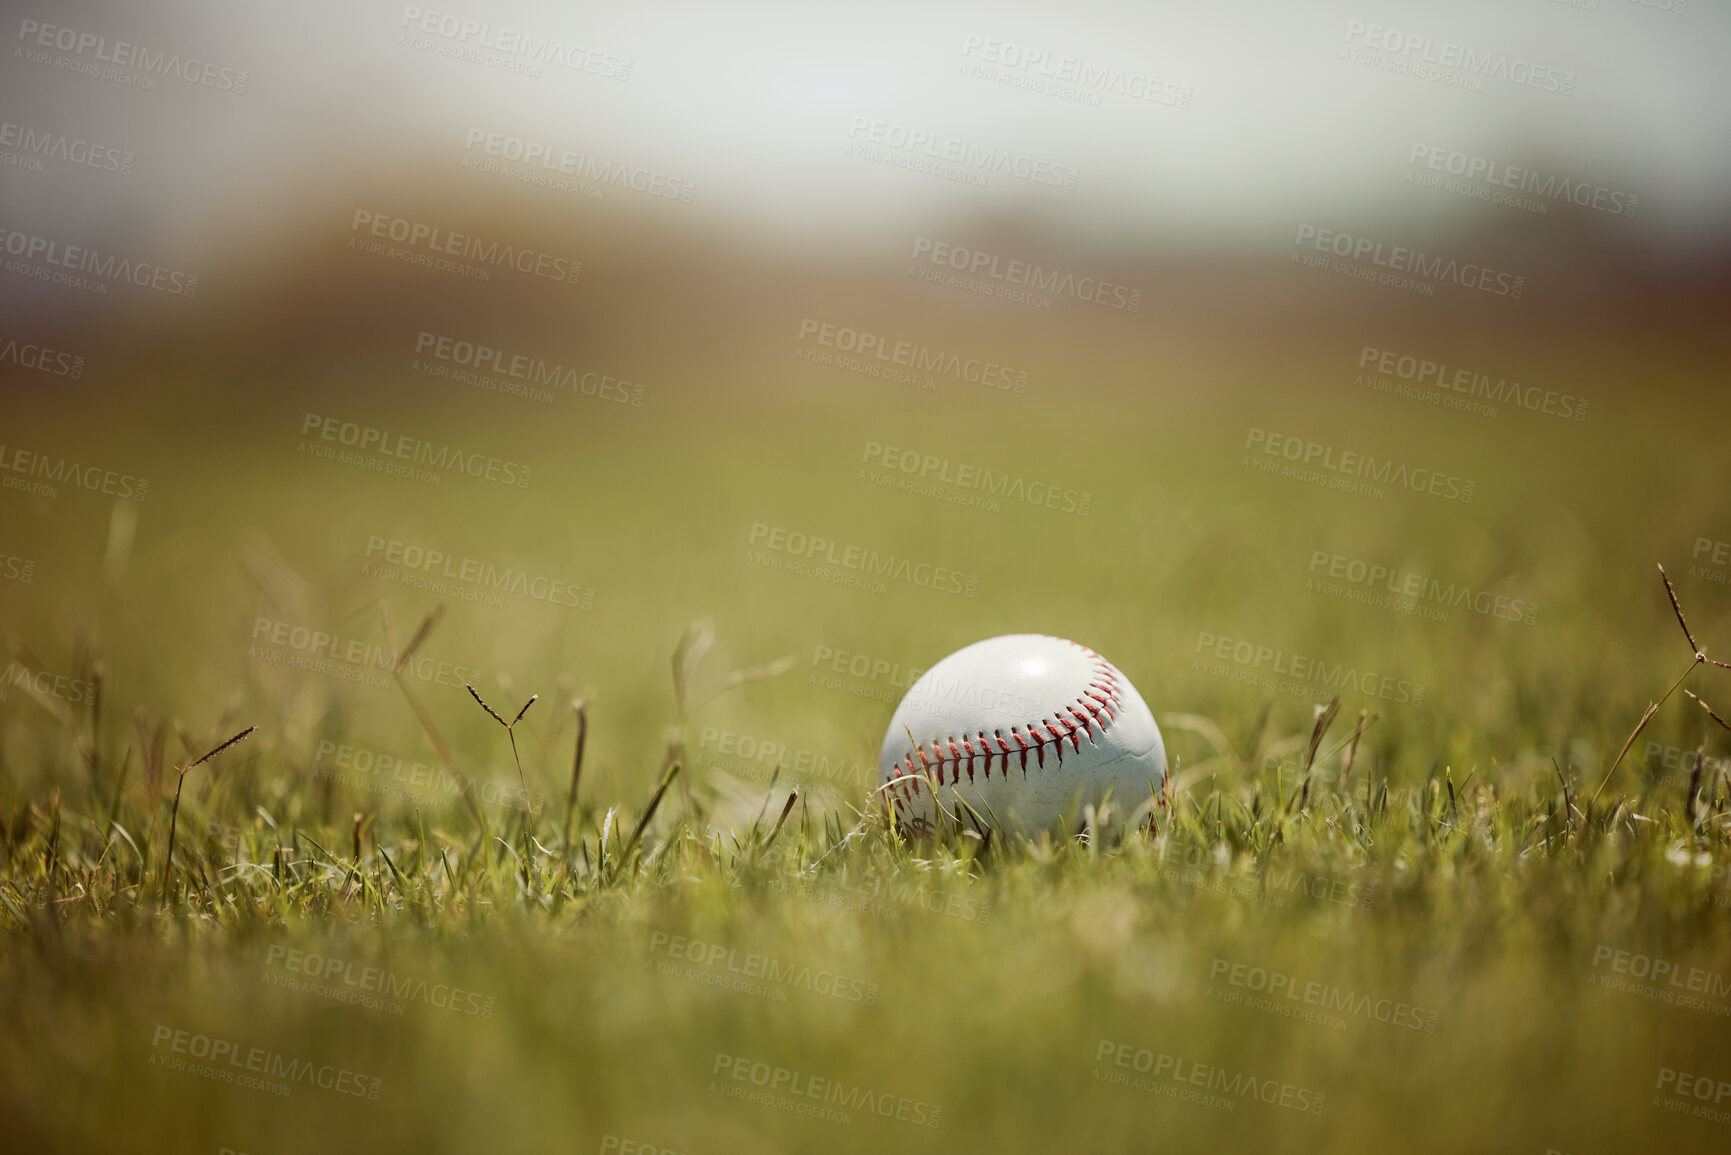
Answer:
[
  {"left": 5, "top": 282, "right": 1731, "bottom": 1155},
  {"left": 7, "top": 2, "right": 1731, "bottom": 1150}
]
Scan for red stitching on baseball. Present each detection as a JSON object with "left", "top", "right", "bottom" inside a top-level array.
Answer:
[{"left": 884, "top": 639, "right": 1124, "bottom": 806}]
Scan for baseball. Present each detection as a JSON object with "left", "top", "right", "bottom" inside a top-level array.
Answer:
[{"left": 878, "top": 634, "right": 1167, "bottom": 835}]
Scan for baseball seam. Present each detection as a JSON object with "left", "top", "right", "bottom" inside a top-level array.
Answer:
[{"left": 883, "top": 640, "right": 1122, "bottom": 818}]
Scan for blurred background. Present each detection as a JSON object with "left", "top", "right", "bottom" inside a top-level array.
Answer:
[
  {"left": 3, "top": 1, "right": 1731, "bottom": 1151},
  {"left": 4, "top": 0, "right": 1728, "bottom": 805}
]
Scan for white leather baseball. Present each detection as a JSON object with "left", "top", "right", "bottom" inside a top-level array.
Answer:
[{"left": 877, "top": 634, "right": 1167, "bottom": 835}]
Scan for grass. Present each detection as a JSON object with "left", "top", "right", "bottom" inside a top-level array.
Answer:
[
  {"left": 4, "top": 335, "right": 1731, "bottom": 1152},
  {"left": 4, "top": 576, "right": 1731, "bottom": 1153}
]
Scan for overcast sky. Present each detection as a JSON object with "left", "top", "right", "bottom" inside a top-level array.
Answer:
[{"left": 4, "top": 0, "right": 1728, "bottom": 269}]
